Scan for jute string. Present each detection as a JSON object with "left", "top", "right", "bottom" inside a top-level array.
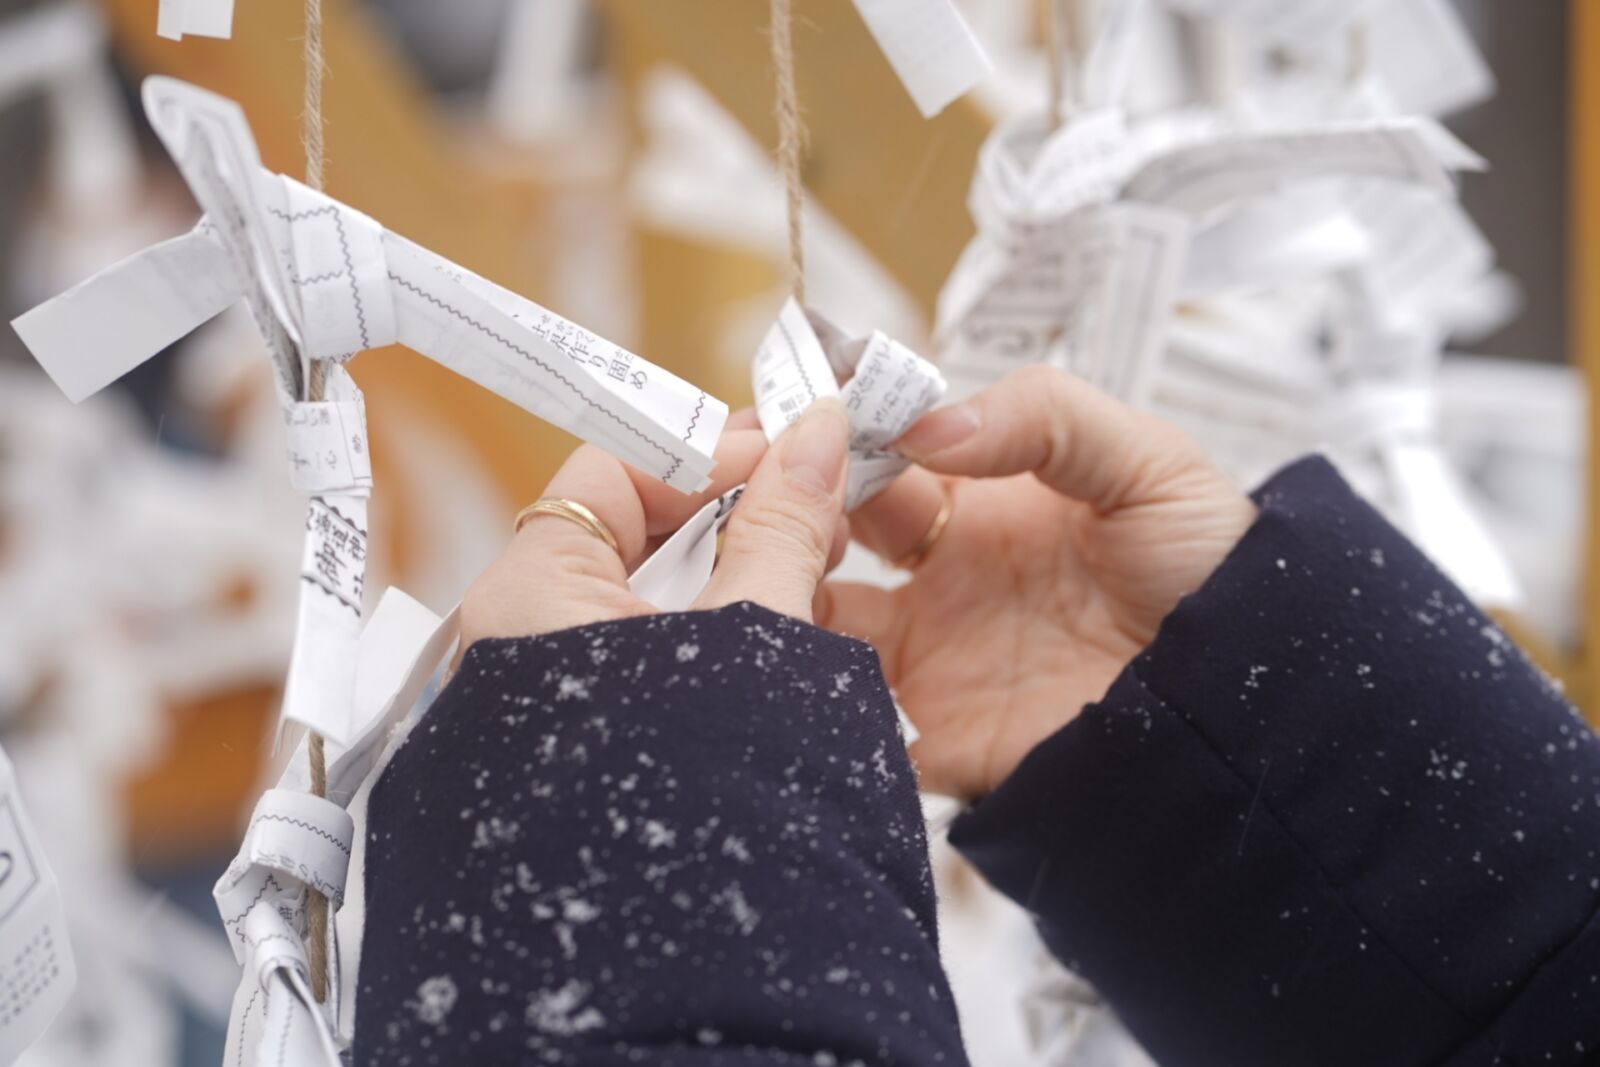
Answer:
[
  {"left": 1346, "top": 22, "right": 1370, "bottom": 86},
  {"left": 769, "top": 0, "right": 806, "bottom": 302},
  {"left": 1044, "top": 0, "right": 1080, "bottom": 132},
  {"left": 302, "top": 0, "right": 332, "bottom": 1006},
  {"left": 1045, "top": 0, "right": 1065, "bottom": 131}
]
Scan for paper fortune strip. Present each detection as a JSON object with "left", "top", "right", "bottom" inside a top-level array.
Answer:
[
  {"left": 11, "top": 76, "right": 726, "bottom": 748},
  {"left": 630, "top": 299, "right": 946, "bottom": 612},
  {"left": 215, "top": 589, "right": 461, "bottom": 1067},
  {"left": 939, "top": 107, "right": 1483, "bottom": 404},
  {"left": 0, "top": 747, "right": 76, "bottom": 1065}
]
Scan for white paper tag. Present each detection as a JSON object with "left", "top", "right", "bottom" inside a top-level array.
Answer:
[
  {"left": 218, "top": 589, "right": 458, "bottom": 1063},
  {"left": 839, "top": 332, "right": 946, "bottom": 453},
  {"left": 941, "top": 200, "right": 1187, "bottom": 405},
  {"left": 10, "top": 223, "right": 242, "bottom": 403},
  {"left": 0, "top": 747, "right": 75, "bottom": 1064},
  {"left": 848, "top": 0, "right": 992, "bottom": 118},
  {"left": 284, "top": 399, "right": 374, "bottom": 495},
  {"left": 755, "top": 301, "right": 946, "bottom": 511},
  {"left": 268, "top": 176, "right": 398, "bottom": 363},
  {"left": 280, "top": 495, "right": 369, "bottom": 743},
  {"left": 156, "top": 0, "right": 235, "bottom": 41},
  {"left": 15, "top": 76, "right": 729, "bottom": 497},
  {"left": 1121, "top": 118, "right": 1478, "bottom": 220},
  {"left": 384, "top": 231, "right": 725, "bottom": 492},
  {"left": 632, "top": 302, "right": 944, "bottom": 611},
  {"left": 751, "top": 299, "right": 842, "bottom": 432}
]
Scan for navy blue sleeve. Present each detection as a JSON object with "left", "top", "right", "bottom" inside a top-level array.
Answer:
[
  {"left": 355, "top": 601, "right": 967, "bottom": 1067},
  {"left": 951, "top": 456, "right": 1600, "bottom": 1066}
]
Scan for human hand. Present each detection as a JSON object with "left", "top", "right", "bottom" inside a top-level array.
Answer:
[
  {"left": 816, "top": 366, "right": 1257, "bottom": 801},
  {"left": 459, "top": 400, "right": 851, "bottom": 651}
]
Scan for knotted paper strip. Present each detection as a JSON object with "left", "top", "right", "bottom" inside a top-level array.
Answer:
[
  {"left": 631, "top": 299, "right": 945, "bottom": 612},
  {"left": 0, "top": 747, "right": 75, "bottom": 1064},
  {"left": 215, "top": 589, "right": 461, "bottom": 1066},
  {"left": 939, "top": 107, "right": 1481, "bottom": 403},
  {"left": 11, "top": 76, "right": 727, "bottom": 744}
]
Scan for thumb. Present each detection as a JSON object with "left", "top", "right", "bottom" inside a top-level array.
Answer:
[{"left": 698, "top": 398, "right": 849, "bottom": 620}]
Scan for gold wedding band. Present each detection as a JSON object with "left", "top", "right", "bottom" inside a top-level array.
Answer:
[
  {"left": 894, "top": 492, "right": 953, "bottom": 571},
  {"left": 513, "top": 498, "right": 621, "bottom": 556}
]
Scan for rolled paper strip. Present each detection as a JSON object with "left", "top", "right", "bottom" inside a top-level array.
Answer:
[
  {"left": 216, "top": 589, "right": 460, "bottom": 1059},
  {"left": 284, "top": 397, "right": 373, "bottom": 496},
  {"left": 0, "top": 746, "right": 76, "bottom": 1064},
  {"left": 754, "top": 299, "right": 946, "bottom": 511},
  {"left": 213, "top": 788, "right": 355, "bottom": 964},
  {"left": 14, "top": 76, "right": 726, "bottom": 493},
  {"left": 270, "top": 177, "right": 398, "bottom": 364},
  {"left": 630, "top": 300, "right": 946, "bottom": 615}
]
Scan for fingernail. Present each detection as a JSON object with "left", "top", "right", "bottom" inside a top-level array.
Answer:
[
  {"left": 781, "top": 397, "right": 849, "bottom": 494},
  {"left": 897, "top": 402, "right": 981, "bottom": 461}
]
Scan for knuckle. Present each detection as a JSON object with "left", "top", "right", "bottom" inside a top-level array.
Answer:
[
  {"left": 728, "top": 496, "right": 833, "bottom": 563},
  {"left": 1010, "top": 363, "right": 1071, "bottom": 394}
]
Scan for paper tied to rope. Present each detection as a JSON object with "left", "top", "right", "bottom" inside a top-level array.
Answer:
[
  {"left": 214, "top": 788, "right": 351, "bottom": 1067},
  {"left": 0, "top": 746, "right": 76, "bottom": 1064},
  {"left": 938, "top": 106, "right": 1483, "bottom": 403},
  {"left": 216, "top": 589, "right": 461, "bottom": 1066},
  {"left": 10, "top": 76, "right": 726, "bottom": 743},
  {"left": 753, "top": 300, "right": 947, "bottom": 510},
  {"left": 11, "top": 76, "right": 726, "bottom": 496},
  {"left": 284, "top": 393, "right": 373, "bottom": 496},
  {"left": 276, "top": 356, "right": 374, "bottom": 746},
  {"left": 629, "top": 300, "right": 945, "bottom": 614}
]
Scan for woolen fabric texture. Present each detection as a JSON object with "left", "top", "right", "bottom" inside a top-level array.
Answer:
[{"left": 358, "top": 457, "right": 1600, "bottom": 1066}]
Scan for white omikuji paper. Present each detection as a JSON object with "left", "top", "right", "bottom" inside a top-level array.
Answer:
[
  {"left": 11, "top": 76, "right": 727, "bottom": 747},
  {"left": 217, "top": 588, "right": 459, "bottom": 1067},
  {"left": 155, "top": 0, "right": 234, "bottom": 42},
  {"left": 847, "top": 0, "right": 992, "bottom": 118},
  {"left": 0, "top": 746, "right": 75, "bottom": 1064},
  {"left": 938, "top": 107, "right": 1482, "bottom": 405},
  {"left": 631, "top": 299, "right": 945, "bottom": 613}
]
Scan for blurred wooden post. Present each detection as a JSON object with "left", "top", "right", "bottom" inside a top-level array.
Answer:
[{"left": 1574, "top": 0, "right": 1599, "bottom": 726}]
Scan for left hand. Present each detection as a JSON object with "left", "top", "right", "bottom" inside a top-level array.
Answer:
[
  {"left": 814, "top": 367, "right": 1256, "bottom": 800},
  {"left": 458, "top": 399, "right": 853, "bottom": 650}
]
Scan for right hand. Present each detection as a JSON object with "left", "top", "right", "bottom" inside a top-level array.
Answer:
[{"left": 816, "top": 366, "right": 1258, "bottom": 801}]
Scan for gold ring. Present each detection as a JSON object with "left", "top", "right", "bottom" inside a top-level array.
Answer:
[
  {"left": 513, "top": 498, "right": 621, "bottom": 556},
  {"left": 894, "top": 491, "right": 953, "bottom": 571}
]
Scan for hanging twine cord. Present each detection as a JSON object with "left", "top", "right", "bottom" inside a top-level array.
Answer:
[
  {"left": 769, "top": 0, "right": 806, "bottom": 303},
  {"left": 302, "top": 0, "right": 332, "bottom": 1007},
  {"left": 1346, "top": 22, "right": 1370, "bottom": 86},
  {"left": 1045, "top": 0, "right": 1065, "bottom": 131},
  {"left": 1044, "top": 0, "right": 1080, "bottom": 132}
]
